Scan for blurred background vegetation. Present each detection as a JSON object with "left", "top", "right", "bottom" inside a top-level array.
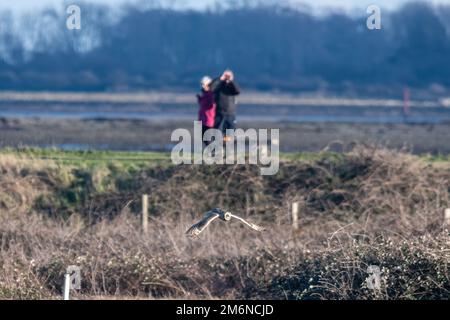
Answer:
[{"left": 1, "top": 1, "right": 450, "bottom": 96}]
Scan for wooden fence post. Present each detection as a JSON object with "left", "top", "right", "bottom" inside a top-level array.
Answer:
[
  {"left": 142, "top": 194, "right": 148, "bottom": 234},
  {"left": 63, "top": 273, "right": 70, "bottom": 300},
  {"left": 292, "top": 202, "right": 299, "bottom": 230},
  {"left": 445, "top": 208, "right": 450, "bottom": 226}
]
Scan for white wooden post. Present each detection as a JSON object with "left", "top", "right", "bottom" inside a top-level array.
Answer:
[
  {"left": 142, "top": 194, "right": 149, "bottom": 234},
  {"left": 292, "top": 202, "right": 299, "bottom": 230},
  {"left": 445, "top": 208, "right": 450, "bottom": 226},
  {"left": 63, "top": 273, "right": 71, "bottom": 300}
]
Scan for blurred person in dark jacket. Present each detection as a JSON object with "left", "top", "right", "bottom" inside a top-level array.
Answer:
[{"left": 210, "top": 70, "right": 240, "bottom": 142}]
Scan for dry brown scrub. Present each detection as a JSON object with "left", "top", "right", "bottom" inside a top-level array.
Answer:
[
  {"left": 0, "top": 147, "right": 449, "bottom": 299},
  {"left": 84, "top": 146, "right": 450, "bottom": 237}
]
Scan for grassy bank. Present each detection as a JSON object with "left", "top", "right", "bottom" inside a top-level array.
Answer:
[{"left": 0, "top": 147, "right": 449, "bottom": 299}]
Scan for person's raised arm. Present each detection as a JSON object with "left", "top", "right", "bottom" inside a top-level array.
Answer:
[
  {"left": 228, "top": 80, "right": 240, "bottom": 96},
  {"left": 209, "top": 77, "right": 222, "bottom": 92}
]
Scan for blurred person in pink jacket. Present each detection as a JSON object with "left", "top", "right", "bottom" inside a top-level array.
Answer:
[{"left": 197, "top": 76, "right": 216, "bottom": 145}]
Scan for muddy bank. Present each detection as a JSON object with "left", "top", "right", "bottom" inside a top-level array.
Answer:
[{"left": 0, "top": 117, "right": 449, "bottom": 154}]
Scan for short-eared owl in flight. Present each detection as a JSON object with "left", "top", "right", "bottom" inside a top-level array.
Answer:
[{"left": 186, "top": 208, "right": 265, "bottom": 237}]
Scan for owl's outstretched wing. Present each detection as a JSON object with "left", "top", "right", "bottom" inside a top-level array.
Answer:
[
  {"left": 186, "top": 211, "right": 220, "bottom": 237},
  {"left": 229, "top": 213, "right": 265, "bottom": 232}
]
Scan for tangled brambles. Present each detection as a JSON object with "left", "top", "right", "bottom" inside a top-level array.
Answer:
[{"left": 0, "top": 146, "right": 449, "bottom": 299}]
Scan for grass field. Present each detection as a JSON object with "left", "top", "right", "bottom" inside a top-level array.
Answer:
[
  {"left": 0, "top": 146, "right": 449, "bottom": 300},
  {"left": 2, "top": 146, "right": 450, "bottom": 167}
]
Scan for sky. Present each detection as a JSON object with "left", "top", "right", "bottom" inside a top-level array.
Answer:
[{"left": 1, "top": 0, "right": 450, "bottom": 13}]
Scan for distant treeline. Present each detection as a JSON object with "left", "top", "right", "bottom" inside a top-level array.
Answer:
[{"left": 0, "top": 1, "right": 450, "bottom": 94}]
